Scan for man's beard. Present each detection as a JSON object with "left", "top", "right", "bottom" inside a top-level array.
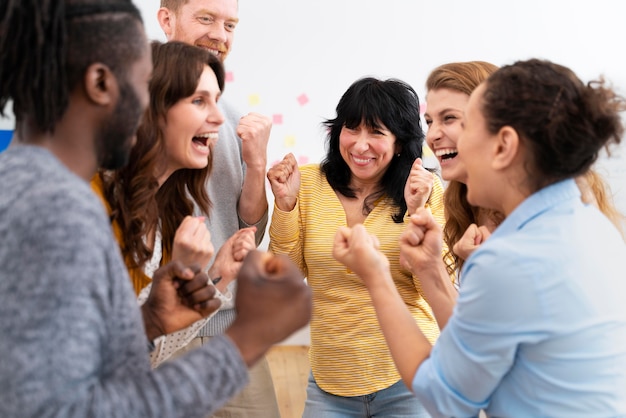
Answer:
[{"left": 97, "top": 80, "right": 144, "bottom": 170}]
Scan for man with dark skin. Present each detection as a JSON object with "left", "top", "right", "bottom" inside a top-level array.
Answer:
[{"left": 0, "top": 1, "right": 311, "bottom": 417}]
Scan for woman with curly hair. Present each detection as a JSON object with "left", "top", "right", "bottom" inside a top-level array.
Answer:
[
  {"left": 424, "top": 61, "right": 624, "bottom": 280},
  {"left": 92, "top": 40, "right": 256, "bottom": 367}
]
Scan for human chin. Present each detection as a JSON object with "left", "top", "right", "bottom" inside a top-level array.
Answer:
[
  {"left": 441, "top": 159, "right": 468, "bottom": 184},
  {"left": 464, "top": 175, "right": 483, "bottom": 207},
  {"left": 98, "top": 92, "right": 142, "bottom": 170},
  {"left": 188, "top": 153, "right": 210, "bottom": 170}
]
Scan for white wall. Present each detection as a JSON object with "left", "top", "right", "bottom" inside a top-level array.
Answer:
[{"left": 139, "top": 0, "right": 626, "bottom": 220}]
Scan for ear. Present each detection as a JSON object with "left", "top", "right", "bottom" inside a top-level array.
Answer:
[
  {"left": 83, "top": 63, "right": 118, "bottom": 107},
  {"left": 157, "top": 7, "right": 174, "bottom": 39},
  {"left": 491, "top": 126, "right": 520, "bottom": 171}
]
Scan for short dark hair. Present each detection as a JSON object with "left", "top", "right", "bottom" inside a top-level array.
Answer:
[
  {"left": 0, "top": 0, "right": 145, "bottom": 134},
  {"left": 321, "top": 77, "right": 426, "bottom": 223}
]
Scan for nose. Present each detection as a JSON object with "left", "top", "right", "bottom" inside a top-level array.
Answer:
[
  {"left": 425, "top": 121, "right": 442, "bottom": 148},
  {"left": 208, "top": 104, "right": 225, "bottom": 127},
  {"left": 353, "top": 132, "right": 370, "bottom": 153},
  {"left": 208, "top": 22, "right": 228, "bottom": 44}
]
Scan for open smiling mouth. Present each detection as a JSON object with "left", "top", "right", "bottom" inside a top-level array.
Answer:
[
  {"left": 436, "top": 149, "right": 458, "bottom": 161},
  {"left": 193, "top": 136, "right": 208, "bottom": 146},
  {"left": 192, "top": 133, "right": 218, "bottom": 147}
]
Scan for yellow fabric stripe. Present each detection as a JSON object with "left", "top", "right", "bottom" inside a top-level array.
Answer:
[{"left": 269, "top": 164, "right": 447, "bottom": 396}]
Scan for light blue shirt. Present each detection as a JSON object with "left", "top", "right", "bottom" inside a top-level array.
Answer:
[{"left": 413, "top": 179, "right": 626, "bottom": 417}]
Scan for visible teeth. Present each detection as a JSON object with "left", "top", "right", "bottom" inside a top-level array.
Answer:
[
  {"left": 353, "top": 157, "right": 371, "bottom": 163},
  {"left": 435, "top": 148, "right": 457, "bottom": 157},
  {"left": 196, "top": 133, "right": 218, "bottom": 139},
  {"left": 201, "top": 47, "right": 220, "bottom": 57}
]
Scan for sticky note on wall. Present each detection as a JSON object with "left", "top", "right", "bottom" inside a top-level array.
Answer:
[{"left": 248, "top": 94, "right": 260, "bottom": 106}]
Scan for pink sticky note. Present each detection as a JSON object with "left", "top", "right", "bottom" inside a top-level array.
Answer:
[
  {"left": 225, "top": 71, "right": 234, "bottom": 83},
  {"left": 420, "top": 102, "right": 427, "bottom": 114},
  {"left": 273, "top": 114, "right": 283, "bottom": 125},
  {"left": 298, "top": 155, "right": 309, "bottom": 165},
  {"left": 297, "top": 93, "right": 309, "bottom": 106}
]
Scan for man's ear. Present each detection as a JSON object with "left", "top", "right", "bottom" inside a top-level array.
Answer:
[
  {"left": 491, "top": 126, "right": 520, "bottom": 171},
  {"left": 83, "top": 63, "right": 118, "bottom": 107},
  {"left": 157, "top": 7, "right": 174, "bottom": 38}
]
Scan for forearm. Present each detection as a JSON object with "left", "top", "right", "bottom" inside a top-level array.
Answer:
[
  {"left": 268, "top": 203, "right": 306, "bottom": 274},
  {"left": 3, "top": 290, "right": 247, "bottom": 418},
  {"left": 141, "top": 303, "right": 164, "bottom": 341},
  {"left": 239, "top": 165, "right": 268, "bottom": 226},
  {"left": 366, "top": 271, "right": 432, "bottom": 390},
  {"left": 416, "top": 261, "right": 458, "bottom": 330},
  {"left": 99, "top": 336, "right": 247, "bottom": 417}
]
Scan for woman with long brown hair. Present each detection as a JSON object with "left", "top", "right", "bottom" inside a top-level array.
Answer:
[
  {"left": 424, "top": 61, "right": 625, "bottom": 280},
  {"left": 93, "top": 40, "right": 256, "bottom": 367}
]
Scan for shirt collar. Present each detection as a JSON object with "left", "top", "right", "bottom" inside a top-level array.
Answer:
[{"left": 492, "top": 178, "right": 581, "bottom": 238}]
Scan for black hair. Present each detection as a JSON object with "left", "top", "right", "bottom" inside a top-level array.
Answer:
[
  {"left": 0, "top": 0, "right": 144, "bottom": 134},
  {"left": 320, "top": 77, "right": 426, "bottom": 223}
]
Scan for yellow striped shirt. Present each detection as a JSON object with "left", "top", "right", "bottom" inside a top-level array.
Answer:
[{"left": 269, "top": 164, "right": 446, "bottom": 396}]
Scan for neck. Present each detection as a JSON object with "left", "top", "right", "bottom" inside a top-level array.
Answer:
[
  {"left": 15, "top": 123, "right": 98, "bottom": 182},
  {"left": 349, "top": 178, "right": 382, "bottom": 199},
  {"left": 155, "top": 163, "right": 175, "bottom": 188}
]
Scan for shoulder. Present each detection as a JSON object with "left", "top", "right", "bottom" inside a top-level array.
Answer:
[
  {"left": 299, "top": 163, "right": 321, "bottom": 176},
  {"left": 299, "top": 164, "right": 325, "bottom": 187},
  {"left": 0, "top": 151, "right": 122, "bottom": 295}
]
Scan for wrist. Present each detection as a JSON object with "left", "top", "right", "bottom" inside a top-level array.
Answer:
[
  {"left": 208, "top": 264, "right": 233, "bottom": 292},
  {"left": 244, "top": 161, "right": 267, "bottom": 174},
  {"left": 275, "top": 197, "right": 296, "bottom": 212},
  {"left": 225, "top": 325, "right": 270, "bottom": 367},
  {"left": 141, "top": 303, "right": 164, "bottom": 341}
]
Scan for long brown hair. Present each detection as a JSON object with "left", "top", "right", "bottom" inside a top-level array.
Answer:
[
  {"left": 99, "top": 40, "right": 225, "bottom": 269},
  {"left": 426, "top": 61, "right": 499, "bottom": 276},
  {"left": 578, "top": 170, "right": 626, "bottom": 240}
]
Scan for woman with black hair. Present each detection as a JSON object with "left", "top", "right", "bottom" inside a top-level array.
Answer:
[{"left": 268, "top": 77, "right": 446, "bottom": 417}]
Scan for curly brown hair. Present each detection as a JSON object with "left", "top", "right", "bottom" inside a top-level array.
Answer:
[
  {"left": 99, "top": 41, "right": 225, "bottom": 269},
  {"left": 426, "top": 61, "right": 500, "bottom": 276}
]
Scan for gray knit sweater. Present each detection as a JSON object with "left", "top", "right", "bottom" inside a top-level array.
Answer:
[{"left": 0, "top": 146, "right": 248, "bottom": 417}]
